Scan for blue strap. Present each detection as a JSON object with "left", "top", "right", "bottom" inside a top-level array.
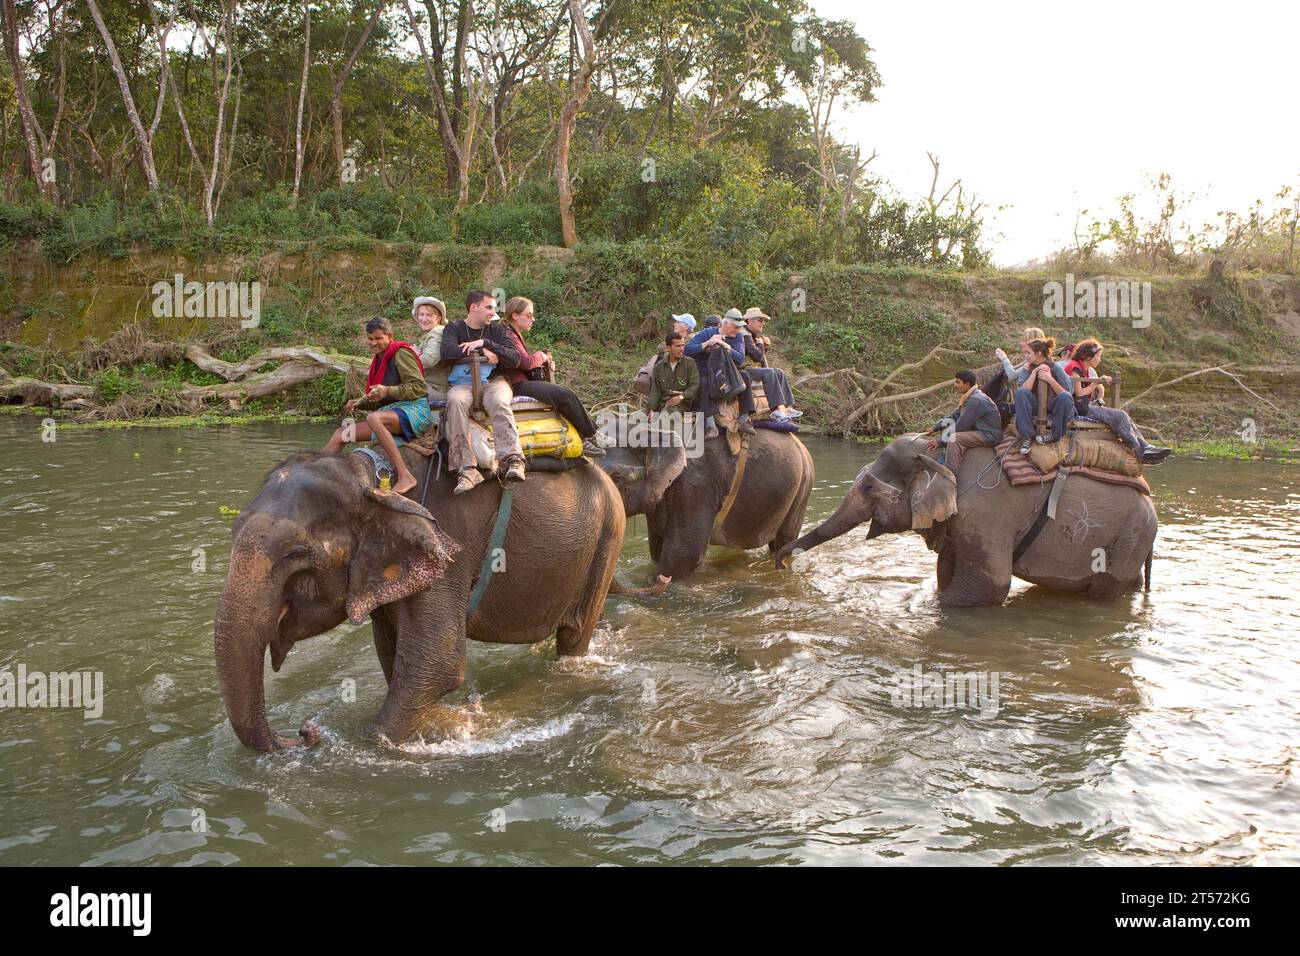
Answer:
[{"left": 466, "top": 484, "right": 514, "bottom": 618}]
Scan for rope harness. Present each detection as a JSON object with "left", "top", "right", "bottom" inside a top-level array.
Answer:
[{"left": 466, "top": 483, "right": 514, "bottom": 619}]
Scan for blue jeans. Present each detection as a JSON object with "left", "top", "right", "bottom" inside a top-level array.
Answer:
[
  {"left": 1084, "top": 405, "right": 1147, "bottom": 453},
  {"left": 1014, "top": 388, "right": 1074, "bottom": 441}
]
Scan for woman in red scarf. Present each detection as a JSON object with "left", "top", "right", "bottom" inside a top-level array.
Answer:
[{"left": 322, "top": 316, "right": 430, "bottom": 494}]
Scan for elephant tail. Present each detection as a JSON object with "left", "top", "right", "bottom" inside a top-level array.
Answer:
[
  {"left": 1143, "top": 550, "right": 1153, "bottom": 592},
  {"left": 609, "top": 574, "right": 672, "bottom": 598}
]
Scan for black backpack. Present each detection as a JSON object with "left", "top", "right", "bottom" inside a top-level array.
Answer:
[{"left": 708, "top": 346, "right": 747, "bottom": 401}]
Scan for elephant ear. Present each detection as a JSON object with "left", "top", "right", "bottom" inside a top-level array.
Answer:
[
  {"left": 347, "top": 489, "right": 460, "bottom": 624},
  {"left": 645, "top": 443, "right": 687, "bottom": 508},
  {"left": 909, "top": 455, "right": 958, "bottom": 531}
]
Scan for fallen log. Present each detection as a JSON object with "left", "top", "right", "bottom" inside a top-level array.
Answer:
[
  {"left": 0, "top": 368, "right": 96, "bottom": 408},
  {"left": 180, "top": 360, "right": 331, "bottom": 409},
  {"left": 184, "top": 344, "right": 368, "bottom": 381}
]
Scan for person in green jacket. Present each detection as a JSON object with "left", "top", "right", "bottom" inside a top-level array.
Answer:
[
  {"left": 648, "top": 332, "right": 700, "bottom": 418},
  {"left": 322, "top": 316, "right": 431, "bottom": 495},
  {"left": 412, "top": 296, "right": 450, "bottom": 402}
]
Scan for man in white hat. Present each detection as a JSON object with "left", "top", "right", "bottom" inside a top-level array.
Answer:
[{"left": 739, "top": 307, "right": 801, "bottom": 423}]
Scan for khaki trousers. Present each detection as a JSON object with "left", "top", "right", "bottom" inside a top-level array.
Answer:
[{"left": 446, "top": 378, "right": 520, "bottom": 471}]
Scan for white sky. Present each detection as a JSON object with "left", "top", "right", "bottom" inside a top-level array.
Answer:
[{"left": 816, "top": 0, "right": 1300, "bottom": 266}]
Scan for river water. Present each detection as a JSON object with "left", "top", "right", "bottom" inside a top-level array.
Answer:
[{"left": 1, "top": 418, "right": 1297, "bottom": 865}]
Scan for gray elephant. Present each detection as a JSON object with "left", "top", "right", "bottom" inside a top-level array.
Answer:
[
  {"left": 598, "top": 413, "right": 815, "bottom": 582},
  {"left": 214, "top": 449, "right": 625, "bottom": 752},
  {"left": 775, "top": 434, "right": 1157, "bottom": 607}
]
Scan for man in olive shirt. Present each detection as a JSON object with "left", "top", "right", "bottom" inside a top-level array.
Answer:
[{"left": 648, "top": 332, "right": 700, "bottom": 416}]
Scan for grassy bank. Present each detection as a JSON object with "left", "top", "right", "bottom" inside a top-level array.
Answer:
[{"left": 2, "top": 237, "right": 1298, "bottom": 445}]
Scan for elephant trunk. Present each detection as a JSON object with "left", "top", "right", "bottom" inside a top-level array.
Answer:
[
  {"left": 214, "top": 551, "right": 320, "bottom": 752},
  {"left": 774, "top": 486, "right": 873, "bottom": 569}
]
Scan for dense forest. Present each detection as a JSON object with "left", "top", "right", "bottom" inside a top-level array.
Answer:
[{"left": 0, "top": 0, "right": 989, "bottom": 267}]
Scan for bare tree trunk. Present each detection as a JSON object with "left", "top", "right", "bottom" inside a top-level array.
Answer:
[
  {"left": 405, "top": 0, "right": 464, "bottom": 196},
  {"left": 1, "top": 0, "right": 58, "bottom": 202},
  {"left": 556, "top": 0, "right": 599, "bottom": 249},
  {"left": 292, "top": 1, "right": 311, "bottom": 205},
  {"left": 84, "top": 0, "right": 159, "bottom": 190},
  {"left": 330, "top": 0, "right": 386, "bottom": 184}
]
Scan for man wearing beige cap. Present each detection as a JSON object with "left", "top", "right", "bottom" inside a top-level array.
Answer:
[{"left": 739, "top": 307, "right": 801, "bottom": 423}]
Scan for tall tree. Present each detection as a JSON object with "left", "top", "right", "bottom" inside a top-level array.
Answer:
[
  {"left": 84, "top": 0, "right": 160, "bottom": 190},
  {"left": 292, "top": 1, "right": 312, "bottom": 205},
  {"left": 330, "top": 0, "right": 387, "bottom": 184},
  {"left": 556, "top": 0, "right": 602, "bottom": 248}
]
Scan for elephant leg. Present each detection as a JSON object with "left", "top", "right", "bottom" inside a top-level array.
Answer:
[
  {"left": 371, "top": 606, "right": 397, "bottom": 685},
  {"left": 937, "top": 545, "right": 956, "bottom": 592},
  {"left": 768, "top": 442, "right": 814, "bottom": 553},
  {"left": 1087, "top": 505, "right": 1157, "bottom": 598},
  {"left": 369, "top": 589, "right": 467, "bottom": 746},
  {"left": 557, "top": 507, "right": 624, "bottom": 656},
  {"left": 940, "top": 531, "right": 1013, "bottom": 607}
]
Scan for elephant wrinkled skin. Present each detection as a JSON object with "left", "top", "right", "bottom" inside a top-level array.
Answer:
[
  {"left": 214, "top": 450, "right": 625, "bottom": 752},
  {"left": 775, "top": 434, "right": 1158, "bottom": 607}
]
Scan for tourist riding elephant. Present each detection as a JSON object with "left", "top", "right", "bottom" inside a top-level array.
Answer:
[
  {"left": 774, "top": 434, "right": 1157, "bottom": 607},
  {"left": 214, "top": 449, "right": 625, "bottom": 752},
  {"left": 598, "top": 413, "right": 814, "bottom": 583}
]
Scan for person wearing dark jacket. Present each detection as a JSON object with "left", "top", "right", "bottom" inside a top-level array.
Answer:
[
  {"left": 499, "top": 296, "right": 609, "bottom": 458},
  {"left": 648, "top": 332, "right": 700, "bottom": 413},
  {"left": 440, "top": 289, "right": 524, "bottom": 494},
  {"left": 925, "top": 369, "right": 1003, "bottom": 475},
  {"left": 739, "top": 307, "right": 801, "bottom": 423},
  {"left": 684, "top": 314, "right": 755, "bottom": 437}
]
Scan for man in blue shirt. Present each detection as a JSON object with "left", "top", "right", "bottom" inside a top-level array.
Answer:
[{"left": 684, "top": 313, "right": 756, "bottom": 438}]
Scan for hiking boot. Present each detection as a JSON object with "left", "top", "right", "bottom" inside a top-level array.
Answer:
[
  {"left": 737, "top": 417, "right": 757, "bottom": 436},
  {"left": 502, "top": 455, "right": 527, "bottom": 483},
  {"left": 1140, "top": 445, "right": 1172, "bottom": 465},
  {"left": 581, "top": 437, "right": 606, "bottom": 457},
  {"left": 454, "top": 468, "right": 484, "bottom": 496},
  {"left": 705, "top": 424, "right": 720, "bottom": 439}
]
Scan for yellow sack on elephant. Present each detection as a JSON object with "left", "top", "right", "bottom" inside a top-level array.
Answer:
[
  {"left": 1027, "top": 427, "right": 1142, "bottom": 477},
  {"left": 470, "top": 409, "right": 584, "bottom": 462}
]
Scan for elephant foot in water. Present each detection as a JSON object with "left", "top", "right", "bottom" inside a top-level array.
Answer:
[
  {"left": 608, "top": 574, "right": 672, "bottom": 598},
  {"left": 269, "top": 721, "right": 322, "bottom": 751}
]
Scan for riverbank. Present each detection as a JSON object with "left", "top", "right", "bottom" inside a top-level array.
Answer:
[{"left": 2, "top": 238, "right": 1298, "bottom": 445}]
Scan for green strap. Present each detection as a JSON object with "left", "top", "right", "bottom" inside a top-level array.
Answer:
[{"left": 466, "top": 484, "right": 514, "bottom": 618}]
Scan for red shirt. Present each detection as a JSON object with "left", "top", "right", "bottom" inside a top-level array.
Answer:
[{"left": 503, "top": 326, "right": 546, "bottom": 385}]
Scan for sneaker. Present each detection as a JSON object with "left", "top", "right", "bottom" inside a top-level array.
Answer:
[
  {"left": 454, "top": 468, "right": 484, "bottom": 496},
  {"left": 1017, "top": 438, "right": 1032, "bottom": 456},
  {"left": 592, "top": 430, "right": 615, "bottom": 449},
  {"left": 1034, "top": 434, "right": 1053, "bottom": 444},
  {"left": 502, "top": 455, "right": 526, "bottom": 483},
  {"left": 787, "top": 409, "right": 804, "bottom": 419},
  {"left": 705, "top": 424, "right": 720, "bottom": 439},
  {"left": 1140, "top": 445, "right": 1172, "bottom": 465},
  {"left": 581, "top": 437, "right": 607, "bottom": 457},
  {"left": 770, "top": 410, "right": 791, "bottom": 424}
]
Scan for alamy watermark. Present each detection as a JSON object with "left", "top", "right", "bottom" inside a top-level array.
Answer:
[
  {"left": 1043, "top": 273, "right": 1151, "bottom": 328},
  {"left": 888, "top": 664, "right": 1002, "bottom": 717},
  {"left": 0, "top": 663, "right": 104, "bottom": 719},
  {"left": 151, "top": 273, "right": 261, "bottom": 328},
  {"left": 595, "top": 408, "right": 705, "bottom": 459}
]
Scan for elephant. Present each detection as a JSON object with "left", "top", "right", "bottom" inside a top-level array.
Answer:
[
  {"left": 597, "top": 413, "right": 815, "bottom": 582},
  {"left": 214, "top": 447, "right": 626, "bottom": 752},
  {"left": 774, "top": 433, "right": 1157, "bottom": 607}
]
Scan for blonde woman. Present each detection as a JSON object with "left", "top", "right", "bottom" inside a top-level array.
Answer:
[{"left": 412, "top": 296, "right": 449, "bottom": 403}]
